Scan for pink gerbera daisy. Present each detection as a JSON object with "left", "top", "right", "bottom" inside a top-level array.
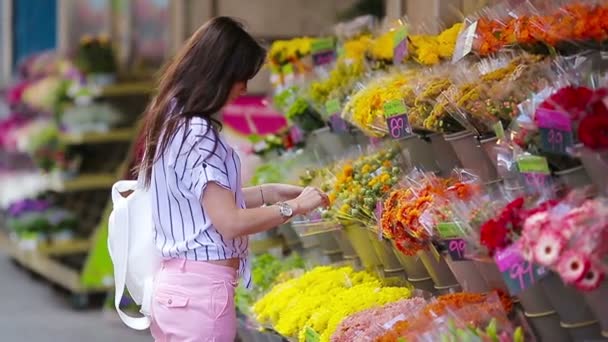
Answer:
[
  {"left": 557, "top": 250, "right": 590, "bottom": 284},
  {"left": 574, "top": 263, "right": 605, "bottom": 292},
  {"left": 533, "top": 231, "right": 565, "bottom": 266}
]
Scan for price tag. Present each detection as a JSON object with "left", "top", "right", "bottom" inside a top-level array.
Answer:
[
  {"left": 437, "top": 222, "right": 462, "bottom": 239},
  {"left": 494, "top": 244, "right": 548, "bottom": 295},
  {"left": 452, "top": 21, "right": 478, "bottom": 63},
  {"left": 517, "top": 155, "right": 551, "bottom": 190},
  {"left": 493, "top": 121, "right": 505, "bottom": 140},
  {"left": 311, "top": 38, "right": 336, "bottom": 66},
  {"left": 393, "top": 26, "right": 409, "bottom": 65},
  {"left": 305, "top": 327, "right": 321, "bottom": 342},
  {"left": 383, "top": 100, "right": 412, "bottom": 139},
  {"left": 326, "top": 99, "right": 348, "bottom": 133},
  {"left": 445, "top": 238, "right": 468, "bottom": 261},
  {"left": 536, "top": 108, "right": 573, "bottom": 155}
]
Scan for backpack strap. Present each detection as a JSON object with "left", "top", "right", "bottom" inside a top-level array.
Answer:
[{"left": 109, "top": 181, "right": 151, "bottom": 330}]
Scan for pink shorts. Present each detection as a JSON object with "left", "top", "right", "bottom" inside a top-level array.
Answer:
[{"left": 150, "top": 258, "right": 238, "bottom": 342}]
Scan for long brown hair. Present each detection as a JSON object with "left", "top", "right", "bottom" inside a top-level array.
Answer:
[{"left": 138, "top": 17, "right": 266, "bottom": 187}]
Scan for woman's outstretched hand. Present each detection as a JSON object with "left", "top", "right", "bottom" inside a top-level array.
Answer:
[
  {"left": 287, "top": 186, "right": 329, "bottom": 215},
  {"left": 274, "top": 184, "right": 304, "bottom": 201}
]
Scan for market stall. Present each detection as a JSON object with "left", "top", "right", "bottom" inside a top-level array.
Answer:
[{"left": 238, "top": 2, "right": 608, "bottom": 341}]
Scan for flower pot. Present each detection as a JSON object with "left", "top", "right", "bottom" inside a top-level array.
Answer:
[
  {"left": 397, "top": 135, "right": 440, "bottom": 174},
  {"left": 332, "top": 230, "right": 358, "bottom": 260},
  {"left": 444, "top": 131, "right": 499, "bottom": 182},
  {"left": 417, "top": 249, "right": 460, "bottom": 293},
  {"left": 583, "top": 280, "right": 608, "bottom": 332},
  {"left": 516, "top": 282, "right": 568, "bottom": 342},
  {"left": 427, "top": 133, "right": 462, "bottom": 177},
  {"left": 474, "top": 259, "right": 508, "bottom": 292},
  {"left": 554, "top": 165, "right": 592, "bottom": 190},
  {"left": 540, "top": 273, "right": 602, "bottom": 341},
  {"left": 444, "top": 258, "right": 489, "bottom": 293},
  {"left": 576, "top": 145, "right": 608, "bottom": 194},
  {"left": 367, "top": 232, "right": 405, "bottom": 278},
  {"left": 479, "top": 136, "right": 499, "bottom": 171},
  {"left": 391, "top": 244, "right": 435, "bottom": 293},
  {"left": 343, "top": 224, "right": 382, "bottom": 271}
]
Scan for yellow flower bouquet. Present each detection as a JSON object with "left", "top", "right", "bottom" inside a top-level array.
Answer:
[
  {"left": 268, "top": 37, "right": 314, "bottom": 66},
  {"left": 252, "top": 266, "right": 411, "bottom": 342},
  {"left": 343, "top": 70, "right": 418, "bottom": 137}
]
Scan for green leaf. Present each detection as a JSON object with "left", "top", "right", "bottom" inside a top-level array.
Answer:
[
  {"left": 486, "top": 318, "right": 498, "bottom": 341},
  {"left": 514, "top": 327, "right": 525, "bottom": 342}
]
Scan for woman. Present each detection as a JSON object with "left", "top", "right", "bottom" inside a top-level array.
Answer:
[{"left": 138, "top": 17, "right": 329, "bottom": 341}]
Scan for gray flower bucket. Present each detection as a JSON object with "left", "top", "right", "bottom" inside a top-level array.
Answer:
[
  {"left": 418, "top": 249, "right": 460, "bottom": 294},
  {"left": 397, "top": 135, "right": 439, "bottom": 174},
  {"left": 390, "top": 244, "right": 436, "bottom": 293},
  {"left": 479, "top": 136, "right": 500, "bottom": 171},
  {"left": 475, "top": 259, "right": 508, "bottom": 292},
  {"left": 307, "top": 127, "right": 358, "bottom": 163},
  {"left": 367, "top": 231, "right": 406, "bottom": 278},
  {"left": 517, "top": 282, "right": 568, "bottom": 342},
  {"left": 445, "top": 258, "right": 490, "bottom": 293},
  {"left": 583, "top": 280, "right": 608, "bottom": 333},
  {"left": 554, "top": 165, "right": 592, "bottom": 190},
  {"left": 575, "top": 143, "right": 608, "bottom": 194},
  {"left": 540, "top": 273, "right": 603, "bottom": 341},
  {"left": 444, "top": 131, "right": 499, "bottom": 182},
  {"left": 427, "top": 133, "right": 462, "bottom": 176}
]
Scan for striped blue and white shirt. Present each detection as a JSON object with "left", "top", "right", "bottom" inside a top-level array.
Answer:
[{"left": 150, "top": 110, "right": 251, "bottom": 288}]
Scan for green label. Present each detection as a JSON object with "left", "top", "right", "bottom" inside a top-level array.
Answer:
[
  {"left": 311, "top": 38, "right": 334, "bottom": 53},
  {"left": 383, "top": 99, "right": 407, "bottom": 118},
  {"left": 393, "top": 26, "right": 408, "bottom": 48},
  {"left": 281, "top": 63, "right": 294, "bottom": 75},
  {"left": 437, "top": 222, "right": 462, "bottom": 239},
  {"left": 517, "top": 155, "right": 550, "bottom": 174},
  {"left": 325, "top": 99, "right": 341, "bottom": 114},
  {"left": 493, "top": 121, "right": 505, "bottom": 139},
  {"left": 305, "top": 327, "right": 321, "bottom": 342}
]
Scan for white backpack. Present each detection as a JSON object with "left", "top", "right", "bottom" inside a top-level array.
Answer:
[{"left": 107, "top": 179, "right": 161, "bottom": 330}]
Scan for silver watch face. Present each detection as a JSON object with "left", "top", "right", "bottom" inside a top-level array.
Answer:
[{"left": 279, "top": 203, "right": 293, "bottom": 217}]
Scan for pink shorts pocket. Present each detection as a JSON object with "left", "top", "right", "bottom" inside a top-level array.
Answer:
[
  {"left": 155, "top": 288, "right": 189, "bottom": 309},
  {"left": 210, "top": 281, "right": 233, "bottom": 320}
]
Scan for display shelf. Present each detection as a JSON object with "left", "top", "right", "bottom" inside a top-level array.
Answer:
[
  {"left": 50, "top": 173, "right": 117, "bottom": 193},
  {"left": 290, "top": 220, "right": 342, "bottom": 237},
  {"left": 101, "top": 82, "right": 154, "bottom": 97},
  {"left": 0, "top": 229, "right": 106, "bottom": 299},
  {"left": 249, "top": 236, "right": 285, "bottom": 255},
  {"left": 58, "top": 128, "right": 136, "bottom": 145},
  {"left": 0, "top": 230, "right": 89, "bottom": 256}
]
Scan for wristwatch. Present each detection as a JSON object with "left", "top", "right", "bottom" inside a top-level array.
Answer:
[{"left": 277, "top": 202, "right": 294, "bottom": 218}]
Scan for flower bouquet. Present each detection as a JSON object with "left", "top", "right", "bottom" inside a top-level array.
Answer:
[
  {"left": 515, "top": 192, "right": 606, "bottom": 339},
  {"left": 75, "top": 34, "right": 117, "bottom": 82},
  {"left": 252, "top": 266, "right": 412, "bottom": 342},
  {"left": 273, "top": 86, "right": 325, "bottom": 133},
  {"left": 342, "top": 70, "right": 418, "bottom": 137},
  {"left": 377, "top": 292, "right": 516, "bottom": 342},
  {"left": 407, "top": 23, "right": 463, "bottom": 66}
]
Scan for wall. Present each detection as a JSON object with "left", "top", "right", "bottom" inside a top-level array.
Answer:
[{"left": 181, "top": 0, "right": 358, "bottom": 94}]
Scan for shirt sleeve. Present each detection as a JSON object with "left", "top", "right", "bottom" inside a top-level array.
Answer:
[{"left": 167, "top": 119, "right": 231, "bottom": 199}]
